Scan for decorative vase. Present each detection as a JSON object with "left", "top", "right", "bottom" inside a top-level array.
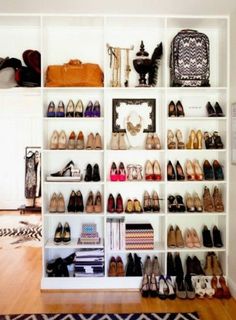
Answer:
[{"left": 133, "top": 41, "right": 152, "bottom": 87}]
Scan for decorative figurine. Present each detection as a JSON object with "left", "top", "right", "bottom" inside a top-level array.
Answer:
[{"left": 133, "top": 41, "right": 152, "bottom": 87}]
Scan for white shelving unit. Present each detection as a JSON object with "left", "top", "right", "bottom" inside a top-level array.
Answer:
[{"left": 0, "top": 14, "right": 229, "bottom": 290}]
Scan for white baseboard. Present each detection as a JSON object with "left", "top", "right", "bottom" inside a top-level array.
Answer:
[{"left": 228, "top": 277, "right": 236, "bottom": 298}]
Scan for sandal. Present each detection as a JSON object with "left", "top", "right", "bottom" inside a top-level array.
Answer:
[
  {"left": 140, "top": 274, "right": 150, "bottom": 298},
  {"left": 204, "top": 277, "right": 215, "bottom": 298},
  {"left": 194, "top": 277, "right": 205, "bottom": 298}
]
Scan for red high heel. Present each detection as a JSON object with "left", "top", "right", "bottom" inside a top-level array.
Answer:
[
  {"left": 110, "top": 162, "right": 118, "bottom": 181},
  {"left": 118, "top": 162, "right": 126, "bottom": 181},
  {"left": 153, "top": 160, "right": 162, "bottom": 181}
]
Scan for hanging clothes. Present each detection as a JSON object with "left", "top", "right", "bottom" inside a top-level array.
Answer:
[{"left": 25, "top": 152, "right": 37, "bottom": 199}]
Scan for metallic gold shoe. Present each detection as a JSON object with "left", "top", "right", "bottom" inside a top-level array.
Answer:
[
  {"left": 186, "top": 130, "right": 196, "bottom": 149},
  {"left": 176, "top": 129, "right": 185, "bottom": 149},
  {"left": 195, "top": 130, "right": 203, "bottom": 149},
  {"left": 167, "top": 129, "right": 176, "bottom": 149}
]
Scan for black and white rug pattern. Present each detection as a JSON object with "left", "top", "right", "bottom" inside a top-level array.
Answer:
[
  {"left": 0, "top": 215, "right": 42, "bottom": 248},
  {"left": 0, "top": 313, "right": 199, "bottom": 320}
]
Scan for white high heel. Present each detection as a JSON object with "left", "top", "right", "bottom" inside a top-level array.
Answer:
[{"left": 50, "top": 130, "right": 59, "bottom": 149}]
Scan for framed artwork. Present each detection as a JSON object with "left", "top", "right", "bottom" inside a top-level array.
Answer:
[{"left": 112, "top": 98, "right": 156, "bottom": 133}]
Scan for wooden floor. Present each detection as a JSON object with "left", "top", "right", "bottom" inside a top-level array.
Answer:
[{"left": 0, "top": 247, "right": 236, "bottom": 319}]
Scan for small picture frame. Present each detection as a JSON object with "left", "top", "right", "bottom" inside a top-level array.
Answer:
[{"left": 112, "top": 98, "right": 156, "bottom": 133}]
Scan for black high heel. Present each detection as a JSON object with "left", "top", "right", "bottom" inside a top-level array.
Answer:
[
  {"left": 167, "top": 161, "right": 176, "bottom": 181},
  {"left": 213, "top": 160, "right": 224, "bottom": 180},
  {"left": 67, "top": 190, "right": 76, "bottom": 212},
  {"left": 204, "top": 132, "right": 215, "bottom": 149},
  {"left": 168, "top": 195, "right": 177, "bottom": 212},
  {"left": 63, "top": 222, "right": 71, "bottom": 244},
  {"left": 176, "top": 161, "right": 185, "bottom": 180},
  {"left": 75, "top": 190, "right": 84, "bottom": 212},
  {"left": 92, "top": 164, "right": 101, "bottom": 181},
  {"left": 175, "top": 195, "right": 186, "bottom": 212},
  {"left": 54, "top": 222, "right": 63, "bottom": 244},
  {"left": 85, "top": 164, "right": 92, "bottom": 181},
  {"left": 213, "top": 131, "right": 224, "bottom": 149},
  {"left": 176, "top": 101, "right": 185, "bottom": 117},
  {"left": 214, "top": 102, "right": 224, "bottom": 117},
  {"left": 206, "top": 102, "right": 216, "bottom": 117},
  {"left": 50, "top": 161, "right": 74, "bottom": 177}
]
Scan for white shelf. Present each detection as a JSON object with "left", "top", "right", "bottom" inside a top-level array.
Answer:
[
  {"left": 167, "top": 180, "right": 227, "bottom": 184},
  {"left": 36, "top": 13, "right": 229, "bottom": 290},
  {"left": 167, "top": 212, "right": 226, "bottom": 217},
  {"left": 0, "top": 87, "right": 41, "bottom": 95},
  {"left": 167, "top": 247, "right": 226, "bottom": 253},
  {"left": 107, "top": 242, "right": 165, "bottom": 253},
  {"left": 43, "top": 149, "right": 104, "bottom": 153},
  {"left": 45, "top": 239, "right": 104, "bottom": 249},
  {"left": 106, "top": 213, "right": 165, "bottom": 218},
  {"left": 45, "top": 213, "right": 105, "bottom": 217},
  {"left": 43, "top": 117, "right": 104, "bottom": 121},
  {"left": 167, "top": 117, "right": 227, "bottom": 121},
  {"left": 44, "top": 181, "right": 104, "bottom": 185},
  {"left": 166, "top": 149, "right": 226, "bottom": 153}
]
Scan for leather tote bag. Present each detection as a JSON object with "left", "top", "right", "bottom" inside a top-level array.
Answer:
[{"left": 46, "top": 59, "right": 104, "bottom": 87}]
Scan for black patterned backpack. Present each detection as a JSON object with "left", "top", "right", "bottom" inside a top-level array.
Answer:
[{"left": 170, "top": 29, "right": 210, "bottom": 87}]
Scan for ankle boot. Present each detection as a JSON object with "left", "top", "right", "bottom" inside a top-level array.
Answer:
[
  {"left": 126, "top": 253, "right": 135, "bottom": 276},
  {"left": 175, "top": 253, "right": 184, "bottom": 279},
  {"left": 143, "top": 256, "right": 152, "bottom": 276},
  {"left": 167, "top": 252, "right": 176, "bottom": 276},
  {"left": 203, "top": 186, "right": 215, "bottom": 212},
  {"left": 204, "top": 253, "right": 213, "bottom": 276},
  {"left": 212, "top": 253, "right": 223, "bottom": 276},
  {"left": 213, "top": 186, "right": 224, "bottom": 212},
  {"left": 134, "top": 253, "right": 142, "bottom": 276}
]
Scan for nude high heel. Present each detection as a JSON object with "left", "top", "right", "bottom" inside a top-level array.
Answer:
[
  {"left": 58, "top": 130, "right": 67, "bottom": 149},
  {"left": 119, "top": 132, "right": 127, "bottom": 150},
  {"left": 185, "top": 160, "right": 195, "bottom": 180},
  {"left": 167, "top": 130, "right": 176, "bottom": 149},
  {"left": 146, "top": 133, "right": 153, "bottom": 150},
  {"left": 50, "top": 130, "right": 59, "bottom": 149},
  {"left": 193, "top": 160, "right": 204, "bottom": 181},
  {"left": 153, "top": 133, "right": 161, "bottom": 150},
  {"left": 186, "top": 130, "right": 196, "bottom": 149},
  {"left": 95, "top": 133, "right": 102, "bottom": 149},
  {"left": 195, "top": 130, "right": 203, "bottom": 149},
  {"left": 68, "top": 131, "right": 76, "bottom": 149}
]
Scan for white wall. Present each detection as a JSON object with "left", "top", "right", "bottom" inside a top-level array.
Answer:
[
  {"left": 0, "top": 0, "right": 235, "bottom": 15},
  {"left": 228, "top": 11, "right": 236, "bottom": 297}
]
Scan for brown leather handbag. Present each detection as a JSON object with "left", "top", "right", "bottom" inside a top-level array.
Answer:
[{"left": 45, "top": 59, "right": 104, "bottom": 87}]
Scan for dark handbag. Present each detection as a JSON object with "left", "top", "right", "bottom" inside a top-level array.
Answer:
[{"left": 170, "top": 29, "right": 210, "bottom": 87}]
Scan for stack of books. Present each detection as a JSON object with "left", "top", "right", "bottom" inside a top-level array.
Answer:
[
  {"left": 106, "top": 218, "right": 125, "bottom": 251},
  {"left": 125, "top": 223, "right": 154, "bottom": 250},
  {"left": 78, "top": 223, "right": 100, "bottom": 245}
]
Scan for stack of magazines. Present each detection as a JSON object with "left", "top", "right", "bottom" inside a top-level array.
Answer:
[{"left": 74, "top": 248, "right": 104, "bottom": 277}]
